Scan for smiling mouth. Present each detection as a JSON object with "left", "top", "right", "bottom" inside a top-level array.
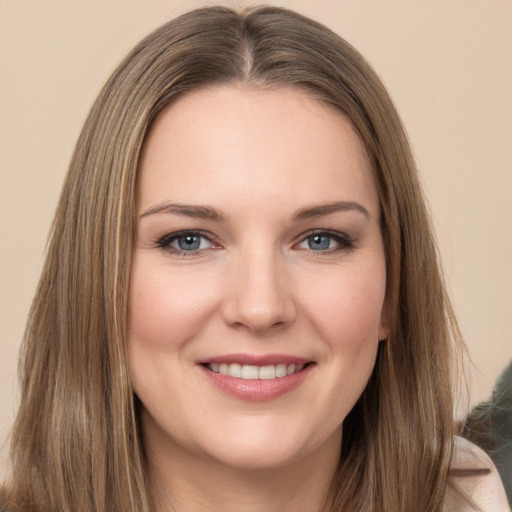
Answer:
[
  {"left": 200, "top": 358, "right": 314, "bottom": 400},
  {"left": 204, "top": 363, "right": 308, "bottom": 380}
]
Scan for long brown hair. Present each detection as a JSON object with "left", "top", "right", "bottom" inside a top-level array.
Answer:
[{"left": 2, "top": 6, "right": 464, "bottom": 511}]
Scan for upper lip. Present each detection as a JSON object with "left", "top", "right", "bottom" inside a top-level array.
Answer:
[{"left": 197, "top": 353, "right": 312, "bottom": 366}]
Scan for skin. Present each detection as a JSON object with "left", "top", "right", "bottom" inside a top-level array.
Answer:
[{"left": 127, "top": 85, "right": 388, "bottom": 512}]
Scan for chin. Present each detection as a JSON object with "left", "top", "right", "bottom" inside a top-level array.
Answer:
[
  {"left": 192, "top": 417, "right": 342, "bottom": 472},
  {"left": 202, "top": 446, "right": 309, "bottom": 472},
  {"left": 206, "top": 438, "right": 302, "bottom": 471}
]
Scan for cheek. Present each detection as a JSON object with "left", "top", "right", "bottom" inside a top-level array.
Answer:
[
  {"left": 302, "top": 262, "right": 387, "bottom": 346},
  {"left": 126, "top": 256, "right": 220, "bottom": 430},
  {"left": 284, "top": 264, "right": 385, "bottom": 448},
  {"left": 127, "top": 256, "right": 218, "bottom": 351}
]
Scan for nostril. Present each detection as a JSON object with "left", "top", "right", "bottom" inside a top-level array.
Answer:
[
  {"left": 219, "top": 260, "right": 298, "bottom": 332},
  {"left": 222, "top": 299, "right": 297, "bottom": 333}
]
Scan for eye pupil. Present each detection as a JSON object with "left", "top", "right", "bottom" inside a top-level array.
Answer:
[
  {"left": 309, "top": 235, "right": 330, "bottom": 250},
  {"left": 178, "top": 235, "right": 200, "bottom": 250}
]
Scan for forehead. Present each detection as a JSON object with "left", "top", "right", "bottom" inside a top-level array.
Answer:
[{"left": 137, "top": 85, "right": 379, "bottom": 219}]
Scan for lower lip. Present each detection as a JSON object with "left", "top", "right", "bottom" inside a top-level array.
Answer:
[{"left": 199, "top": 364, "right": 313, "bottom": 401}]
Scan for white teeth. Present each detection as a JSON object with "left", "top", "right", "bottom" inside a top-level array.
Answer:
[
  {"left": 241, "top": 365, "right": 259, "bottom": 379},
  {"left": 259, "top": 365, "right": 276, "bottom": 380},
  {"left": 275, "top": 364, "right": 287, "bottom": 378},
  {"left": 227, "top": 363, "right": 242, "bottom": 378},
  {"left": 207, "top": 362, "right": 307, "bottom": 380}
]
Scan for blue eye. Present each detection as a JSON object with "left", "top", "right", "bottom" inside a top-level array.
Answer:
[
  {"left": 297, "top": 231, "right": 353, "bottom": 252},
  {"left": 156, "top": 231, "right": 217, "bottom": 255},
  {"left": 175, "top": 234, "right": 202, "bottom": 251},
  {"left": 307, "top": 235, "right": 332, "bottom": 250}
]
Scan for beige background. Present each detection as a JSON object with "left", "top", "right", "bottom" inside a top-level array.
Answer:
[{"left": 1, "top": 0, "right": 511, "bottom": 470}]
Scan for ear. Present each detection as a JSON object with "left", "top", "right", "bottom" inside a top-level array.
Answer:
[{"left": 378, "top": 298, "right": 390, "bottom": 341}]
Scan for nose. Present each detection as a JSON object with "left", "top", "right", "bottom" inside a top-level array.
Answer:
[{"left": 221, "top": 248, "right": 297, "bottom": 333}]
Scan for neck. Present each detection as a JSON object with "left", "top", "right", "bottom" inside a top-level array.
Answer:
[{"left": 144, "top": 422, "right": 341, "bottom": 512}]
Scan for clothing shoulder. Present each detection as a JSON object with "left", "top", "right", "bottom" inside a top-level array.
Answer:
[{"left": 445, "top": 436, "right": 510, "bottom": 512}]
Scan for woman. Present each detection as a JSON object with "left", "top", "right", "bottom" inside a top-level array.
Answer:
[{"left": 1, "top": 5, "right": 508, "bottom": 512}]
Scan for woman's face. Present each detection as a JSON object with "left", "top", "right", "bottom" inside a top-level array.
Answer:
[{"left": 128, "top": 86, "right": 387, "bottom": 471}]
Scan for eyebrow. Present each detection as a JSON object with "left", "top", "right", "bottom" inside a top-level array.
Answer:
[
  {"left": 140, "top": 200, "right": 370, "bottom": 222},
  {"left": 140, "top": 202, "right": 227, "bottom": 221},
  {"left": 292, "top": 201, "right": 370, "bottom": 221}
]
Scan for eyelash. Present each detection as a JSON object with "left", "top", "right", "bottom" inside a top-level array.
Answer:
[
  {"left": 154, "top": 229, "right": 354, "bottom": 257},
  {"left": 155, "top": 230, "right": 219, "bottom": 257},
  {"left": 298, "top": 230, "right": 355, "bottom": 254}
]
